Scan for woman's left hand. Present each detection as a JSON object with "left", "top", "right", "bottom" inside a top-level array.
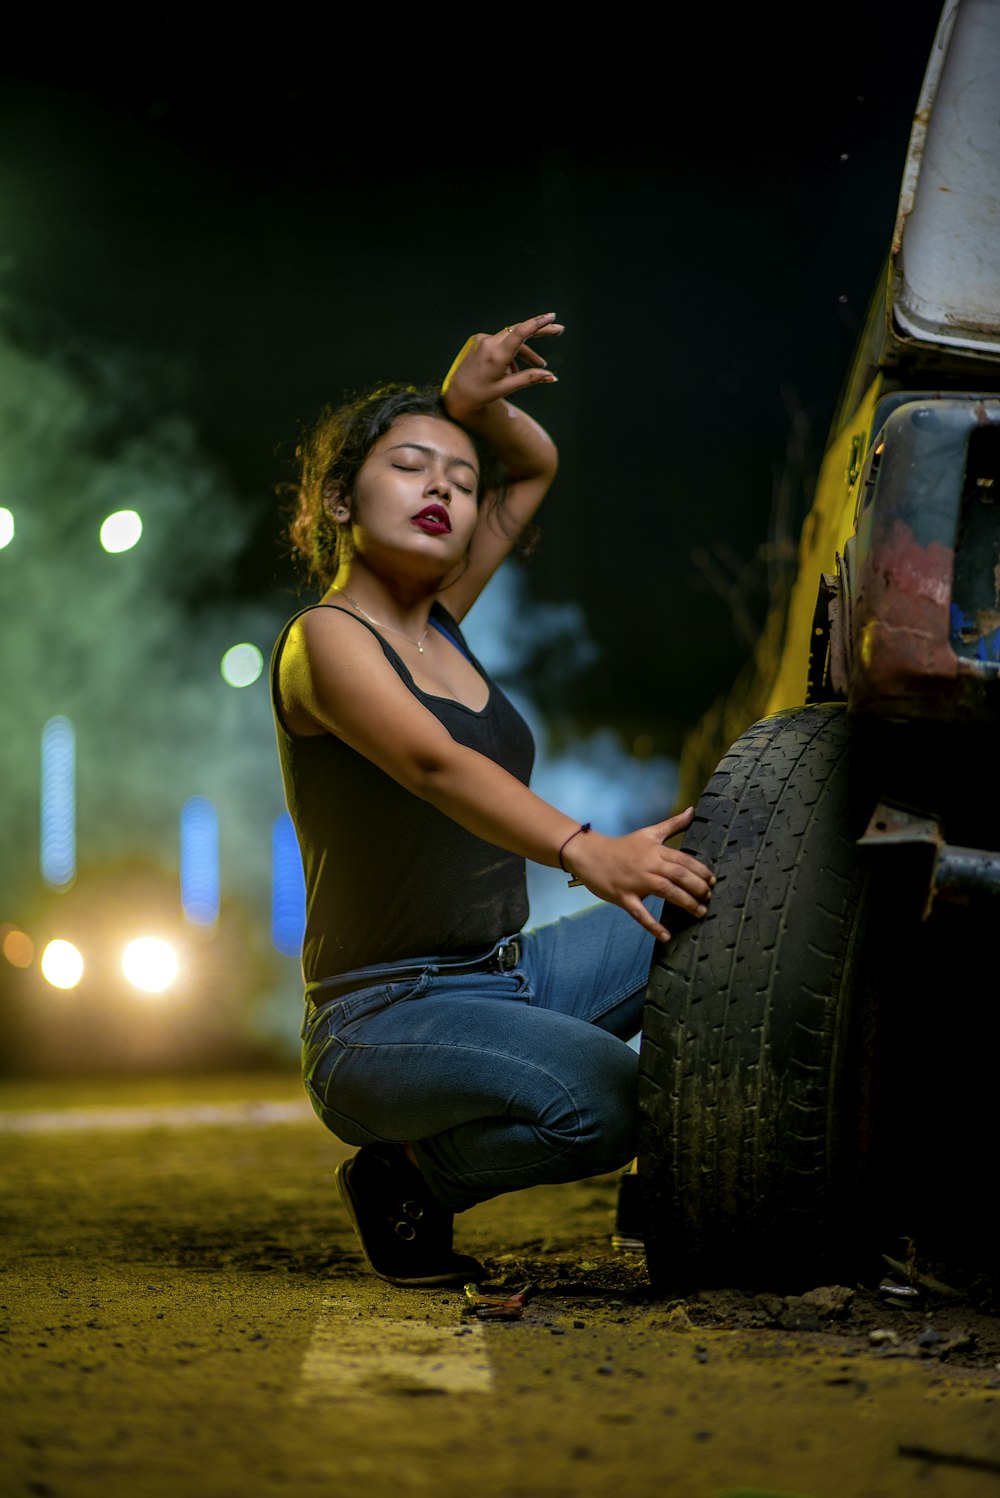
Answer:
[
  {"left": 442, "top": 312, "right": 564, "bottom": 421},
  {"left": 560, "top": 808, "right": 716, "bottom": 943}
]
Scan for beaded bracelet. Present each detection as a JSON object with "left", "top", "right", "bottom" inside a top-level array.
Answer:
[{"left": 558, "top": 822, "right": 591, "bottom": 888}]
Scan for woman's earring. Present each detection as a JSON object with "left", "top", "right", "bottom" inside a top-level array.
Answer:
[{"left": 323, "top": 485, "right": 350, "bottom": 524}]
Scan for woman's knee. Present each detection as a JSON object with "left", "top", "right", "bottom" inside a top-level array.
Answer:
[{"left": 544, "top": 1043, "right": 637, "bottom": 1174}]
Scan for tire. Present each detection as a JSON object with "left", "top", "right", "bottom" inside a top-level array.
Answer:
[{"left": 636, "top": 702, "right": 886, "bottom": 1292}]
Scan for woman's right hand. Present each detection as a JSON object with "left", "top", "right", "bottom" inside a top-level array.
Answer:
[
  {"left": 560, "top": 807, "right": 715, "bottom": 942},
  {"left": 441, "top": 312, "right": 563, "bottom": 422}
]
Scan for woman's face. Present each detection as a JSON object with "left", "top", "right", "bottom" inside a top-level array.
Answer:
[{"left": 346, "top": 414, "right": 481, "bottom": 577}]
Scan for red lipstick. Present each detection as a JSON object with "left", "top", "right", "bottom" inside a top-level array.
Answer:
[{"left": 412, "top": 505, "right": 451, "bottom": 534}]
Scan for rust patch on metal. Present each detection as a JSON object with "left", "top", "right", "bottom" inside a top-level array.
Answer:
[
  {"left": 851, "top": 517, "right": 959, "bottom": 708},
  {"left": 875, "top": 519, "right": 954, "bottom": 608}
]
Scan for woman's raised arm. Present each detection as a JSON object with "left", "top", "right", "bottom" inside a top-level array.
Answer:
[{"left": 438, "top": 312, "right": 562, "bottom": 620}]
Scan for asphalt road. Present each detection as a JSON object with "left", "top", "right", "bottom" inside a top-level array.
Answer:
[{"left": 2, "top": 1070, "right": 998, "bottom": 1498}]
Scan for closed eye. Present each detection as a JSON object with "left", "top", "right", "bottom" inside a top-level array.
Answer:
[{"left": 393, "top": 461, "right": 474, "bottom": 496}]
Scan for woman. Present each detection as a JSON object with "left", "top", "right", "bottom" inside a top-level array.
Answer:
[{"left": 271, "top": 312, "right": 715, "bottom": 1286}]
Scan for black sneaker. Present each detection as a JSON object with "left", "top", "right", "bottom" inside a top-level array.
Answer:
[
  {"left": 611, "top": 1169, "right": 646, "bottom": 1253},
  {"left": 335, "top": 1143, "right": 485, "bottom": 1287}
]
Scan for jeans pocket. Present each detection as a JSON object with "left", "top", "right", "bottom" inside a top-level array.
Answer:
[
  {"left": 301, "top": 1022, "right": 341, "bottom": 1094},
  {"left": 302, "top": 972, "right": 432, "bottom": 1094},
  {"left": 302, "top": 1027, "right": 392, "bottom": 1147},
  {"left": 301, "top": 971, "right": 433, "bottom": 1147}
]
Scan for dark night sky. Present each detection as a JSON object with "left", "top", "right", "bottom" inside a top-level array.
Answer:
[{"left": 1, "top": 6, "right": 947, "bottom": 751}]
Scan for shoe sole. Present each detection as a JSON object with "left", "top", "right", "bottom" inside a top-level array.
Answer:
[
  {"left": 611, "top": 1233, "right": 646, "bottom": 1253},
  {"left": 334, "top": 1157, "right": 482, "bottom": 1288}
]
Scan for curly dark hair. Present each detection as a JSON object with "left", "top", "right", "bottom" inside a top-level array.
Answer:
[{"left": 286, "top": 383, "right": 525, "bottom": 593}]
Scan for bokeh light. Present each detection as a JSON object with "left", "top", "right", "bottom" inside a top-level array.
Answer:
[
  {"left": 220, "top": 643, "right": 263, "bottom": 688},
  {"left": 180, "top": 796, "right": 220, "bottom": 925},
  {"left": 121, "top": 936, "right": 179, "bottom": 994},
  {"left": 99, "top": 510, "right": 143, "bottom": 553},
  {"left": 2, "top": 926, "right": 34, "bottom": 967},
  {"left": 0, "top": 507, "right": 13, "bottom": 548},
  {"left": 40, "top": 938, "right": 84, "bottom": 989},
  {"left": 272, "top": 812, "right": 306, "bottom": 957},
  {"left": 40, "top": 716, "right": 76, "bottom": 888}
]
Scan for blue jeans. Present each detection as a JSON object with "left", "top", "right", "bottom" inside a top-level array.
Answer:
[{"left": 300, "top": 902, "right": 656, "bottom": 1213}]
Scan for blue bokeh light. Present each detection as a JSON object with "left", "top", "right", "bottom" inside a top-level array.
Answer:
[
  {"left": 40, "top": 716, "right": 76, "bottom": 888},
  {"left": 272, "top": 812, "right": 305, "bottom": 958},
  {"left": 180, "top": 796, "right": 220, "bottom": 925}
]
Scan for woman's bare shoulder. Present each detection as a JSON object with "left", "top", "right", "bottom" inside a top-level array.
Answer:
[
  {"left": 287, "top": 603, "right": 386, "bottom": 656},
  {"left": 278, "top": 606, "right": 388, "bottom": 733}
]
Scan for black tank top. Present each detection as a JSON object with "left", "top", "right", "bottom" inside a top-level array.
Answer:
[{"left": 270, "top": 601, "right": 534, "bottom": 983}]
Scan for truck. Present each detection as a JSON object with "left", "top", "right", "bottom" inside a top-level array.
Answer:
[{"left": 635, "top": 0, "right": 1000, "bottom": 1295}]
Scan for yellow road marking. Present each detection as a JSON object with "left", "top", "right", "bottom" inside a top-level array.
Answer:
[{"left": 296, "top": 1300, "right": 493, "bottom": 1399}]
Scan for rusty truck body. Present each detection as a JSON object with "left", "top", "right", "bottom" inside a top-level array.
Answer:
[{"left": 636, "top": 0, "right": 1000, "bottom": 1292}]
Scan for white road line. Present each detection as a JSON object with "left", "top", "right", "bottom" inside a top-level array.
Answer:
[
  {"left": 295, "top": 1298, "right": 494, "bottom": 1400},
  {"left": 0, "top": 1099, "right": 314, "bottom": 1133}
]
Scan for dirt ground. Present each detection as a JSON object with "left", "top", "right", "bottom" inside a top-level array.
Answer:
[{"left": 2, "top": 1069, "right": 998, "bottom": 1498}]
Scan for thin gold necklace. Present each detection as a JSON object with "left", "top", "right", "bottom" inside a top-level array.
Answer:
[{"left": 335, "top": 590, "right": 430, "bottom": 654}]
